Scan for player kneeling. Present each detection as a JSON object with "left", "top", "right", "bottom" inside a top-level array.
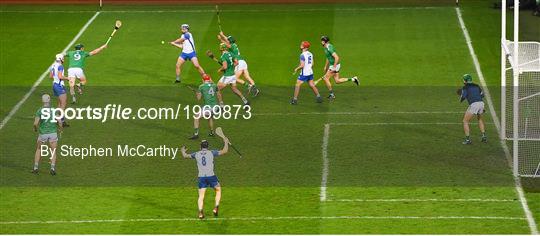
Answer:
[
  {"left": 181, "top": 137, "right": 229, "bottom": 219},
  {"left": 291, "top": 41, "right": 322, "bottom": 105},
  {"left": 190, "top": 74, "right": 218, "bottom": 140}
]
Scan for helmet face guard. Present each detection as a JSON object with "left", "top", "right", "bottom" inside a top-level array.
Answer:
[
  {"left": 227, "top": 36, "right": 236, "bottom": 44},
  {"left": 321, "top": 36, "right": 330, "bottom": 43},
  {"left": 200, "top": 140, "right": 209, "bottom": 149},
  {"left": 463, "top": 74, "right": 473, "bottom": 83},
  {"left": 75, "top": 44, "right": 84, "bottom": 50}
]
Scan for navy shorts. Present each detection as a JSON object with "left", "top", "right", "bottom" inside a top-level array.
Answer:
[
  {"left": 180, "top": 52, "right": 197, "bottom": 61},
  {"left": 198, "top": 175, "right": 219, "bottom": 189},
  {"left": 298, "top": 74, "right": 314, "bottom": 82},
  {"left": 53, "top": 83, "right": 66, "bottom": 97}
]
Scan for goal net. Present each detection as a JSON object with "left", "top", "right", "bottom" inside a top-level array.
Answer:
[{"left": 502, "top": 41, "right": 540, "bottom": 177}]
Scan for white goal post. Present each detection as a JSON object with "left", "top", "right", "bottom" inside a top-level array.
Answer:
[{"left": 501, "top": 0, "right": 540, "bottom": 178}]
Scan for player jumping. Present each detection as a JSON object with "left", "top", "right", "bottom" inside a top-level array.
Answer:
[
  {"left": 170, "top": 24, "right": 205, "bottom": 83},
  {"left": 181, "top": 138, "right": 229, "bottom": 219},
  {"left": 291, "top": 41, "right": 322, "bottom": 105},
  {"left": 217, "top": 43, "right": 249, "bottom": 106},
  {"left": 319, "top": 36, "right": 359, "bottom": 99},
  {"left": 190, "top": 74, "right": 218, "bottom": 140},
  {"left": 65, "top": 43, "right": 107, "bottom": 104},
  {"left": 50, "top": 53, "right": 69, "bottom": 126},
  {"left": 33, "top": 94, "right": 63, "bottom": 175},
  {"left": 459, "top": 74, "right": 487, "bottom": 144},
  {"left": 217, "top": 31, "right": 260, "bottom": 96}
]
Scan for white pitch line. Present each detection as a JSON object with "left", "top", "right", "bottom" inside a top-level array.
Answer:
[
  {"left": 320, "top": 124, "right": 330, "bottom": 202},
  {"left": 327, "top": 198, "right": 517, "bottom": 202},
  {"left": 329, "top": 122, "right": 494, "bottom": 126},
  {"left": 254, "top": 111, "right": 463, "bottom": 116},
  {"left": 455, "top": 7, "right": 538, "bottom": 234},
  {"left": 0, "top": 6, "right": 443, "bottom": 14},
  {"left": 0, "top": 12, "right": 101, "bottom": 130},
  {"left": 0, "top": 215, "right": 526, "bottom": 225}
]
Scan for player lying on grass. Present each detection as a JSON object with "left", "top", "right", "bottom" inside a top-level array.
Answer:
[
  {"left": 170, "top": 24, "right": 206, "bottom": 83},
  {"left": 33, "top": 94, "right": 63, "bottom": 175},
  {"left": 217, "top": 31, "right": 260, "bottom": 96},
  {"left": 65, "top": 43, "right": 107, "bottom": 104},
  {"left": 181, "top": 138, "right": 229, "bottom": 219},
  {"left": 217, "top": 43, "right": 250, "bottom": 107},
  {"left": 49, "top": 53, "right": 69, "bottom": 127},
  {"left": 458, "top": 74, "right": 487, "bottom": 145},
  {"left": 190, "top": 74, "right": 218, "bottom": 140},
  {"left": 319, "top": 36, "right": 359, "bottom": 99},
  {"left": 291, "top": 41, "right": 322, "bottom": 105}
]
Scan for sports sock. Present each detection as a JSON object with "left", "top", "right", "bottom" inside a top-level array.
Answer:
[
  {"left": 465, "top": 136, "right": 470, "bottom": 140},
  {"left": 482, "top": 132, "right": 486, "bottom": 137},
  {"left": 33, "top": 163, "right": 39, "bottom": 170},
  {"left": 329, "top": 90, "right": 334, "bottom": 95},
  {"left": 50, "top": 164, "right": 56, "bottom": 170},
  {"left": 347, "top": 78, "right": 352, "bottom": 81},
  {"left": 194, "top": 128, "right": 199, "bottom": 135},
  {"left": 176, "top": 76, "right": 181, "bottom": 81}
]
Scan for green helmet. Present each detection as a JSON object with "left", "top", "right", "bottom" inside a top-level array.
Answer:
[
  {"left": 74, "top": 43, "right": 84, "bottom": 50},
  {"left": 227, "top": 36, "right": 236, "bottom": 44},
  {"left": 463, "top": 74, "right": 473, "bottom": 83}
]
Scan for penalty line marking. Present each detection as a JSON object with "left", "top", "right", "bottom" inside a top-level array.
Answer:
[
  {"left": 0, "top": 12, "right": 101, "bottom": 130},
  {"left": 0, "top": 215, "right": 526, "bottom": 225},
  {"left": 455, "top": 7, "right": 538, "bottom": 234},
  {"left": 255, "top": 111, "right": 463, "bottom": 116},
  {"left": 327, "top": 198, "right": 517, "bottom": 202}
]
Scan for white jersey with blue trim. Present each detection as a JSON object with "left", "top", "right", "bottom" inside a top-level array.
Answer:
[
  {"left": 300, "top": 51, "right": 314, "bottom": 76},
  {"left": 181, "top": 32, "right": 196, "bottom": 54},
  {"left": 191, "top": 149, "right": 220, "bottom": 177},
  {"left": 50, "top": 62, "right": 65, "bottom": 85}
]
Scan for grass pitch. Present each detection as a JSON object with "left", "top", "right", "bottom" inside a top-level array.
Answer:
[{"left": 1, "top": 1, "right": 539, "bottom": 234}]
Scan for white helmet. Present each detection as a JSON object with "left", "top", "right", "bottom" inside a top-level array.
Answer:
[
  {"left": 181, "top": 24, "right": 189, "bottom": 30},
  {"left": 55, "top": 53, "right": 64, "bottom": 62},
  {"left": 41, "top": 94, "right": 51, "bottom": 104}
]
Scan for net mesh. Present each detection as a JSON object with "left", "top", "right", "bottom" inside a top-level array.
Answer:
[{"left": 504, "top": 41, "right": 540, "bottom": 177}]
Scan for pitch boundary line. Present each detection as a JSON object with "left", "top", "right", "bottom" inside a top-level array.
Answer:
[
  {"left": 0, "top": 12, "right": 101, "bottom": 130},
  {"left": 255, "top": 111, "right": 463, "bottom": 116},
  {"left": 0, "top": 6, "right": 444, "bottom": 14},
  {"left": 329, "top": 122, "right": 494, "bottom": 126},
  {"left": 455, "top": 7, "right": 538, "bottom": 234},
  {"left": 327, "top": 198, "right": 517, "bottom": 202},
  {"left": 0, "top": 215, "right": 526, "bottom": 225}
]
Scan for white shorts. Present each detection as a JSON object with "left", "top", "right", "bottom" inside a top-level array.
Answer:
[
  {"left": 467, "top": 101, "right": 485, "bottom": 115},
  {"left": 328, "top": 64, "right": 341, "bottom": 72},
  {"left": 68, "top": 68, "right": 85, "bottom": 79},
  {"left": 235, "top": 60, "right": 248, "bottom": 72},
  {"left": 219, "top": 75, "right": 237, "bottom": 85},
  {"left": 38, "top": 133, "right": 58, "bottom": 143}
]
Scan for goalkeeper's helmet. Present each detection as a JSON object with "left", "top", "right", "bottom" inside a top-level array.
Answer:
[
  {"left": 321, "top": 35, "right": 330, "bottom": 43},
  {"left": 74, "top": 44, "right": 84, "bottom": 50},
  {"left": 463, "top": 74, "right": 473, "bottom": 83},
  {"left": 200, "top": 140, "right": 209, "bottom": 149},
  {"left": 227, "top": 36, "right": 236, "bottom": 44}
]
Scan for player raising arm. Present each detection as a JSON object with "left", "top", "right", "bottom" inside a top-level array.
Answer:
[
  {"left": 32, "top": 94, "right": 63, "bottom": 175},
  {"left": 170, "top": 24, "right": 205, "bottom": 83},
  {"left": 320, "top": 36, "right": 359, "bottom": 99},
  {"left": 181, "top": 137, "right": 229, "bottom": 219},
  {"left": 65, "top": 43, "right": 107, "bottom": 104},
  {"left": 217, "top": 31, "right": 260, "bottom": 96},
  {"left": 458, "top": 74, "right": 487, "bottom": 145},
  {"left": 217, "top": 43, "right": 249, "bottom": 106},
  {"left": 291, "top": 41, "right": 322, "bottom": 105}
]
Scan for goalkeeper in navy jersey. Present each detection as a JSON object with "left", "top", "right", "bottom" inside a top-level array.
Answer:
[{"left": 458, "top": 74, "right": 487, "bottom": 145}]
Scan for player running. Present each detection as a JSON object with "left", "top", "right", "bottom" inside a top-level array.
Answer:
[
  {"left": 32, "top": 94, "right": 63, "bottom": 175},
  {"left": 291, "top": 41, "right": 322, "bottom": 105},
  {"left": 217, "top": 31, "right": 260, "bottom": 96},
  {"left": 180, "top": 138, "right": 229, "bottom": 219},
  {"left": 170, "top": 24, "right": 206, "bottom": 83},
  {"left": 49, "top": 53, "right": 69, "bottom": 126},
  {"left": 459, "top": 74, "right": 487, "bottom": 145},
  {"left": 217, "top": 43, "right": 249, "bottom": 106},
  {"left": 319, "top": 36, "right": 359, "bottom": 99},
  {"left": 65, "top": 43, "right": 107, "bottom": 104},
  {"left": 190, "top": 74, "right": 218, "bottom": 140}
]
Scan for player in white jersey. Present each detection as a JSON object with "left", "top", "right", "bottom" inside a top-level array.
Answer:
[
  {"left": 50, "top": 54, "right": 69, "bottom": 126},
  {"left": 170, "top": 24, "right": 206, "bottom": 83},
  {"left": 291, "top": 41, "right": 322, "bottom": 105},
  {"left": 181, "top": 136, "right": 229, "bottom": 219}
]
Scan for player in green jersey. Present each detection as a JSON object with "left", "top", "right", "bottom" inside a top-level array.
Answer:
[
  {"left": 32, "top": 94, "right": 63, "bottom": 175},
  {"left": 218, "top": 31, "right": 260, "bottom": 96},
  {"left": 65, "top": 43, "right": 107, "bottom": 104},
  {"left": 217, "top": 43, "right": 249, "bottom": 107},
  {"left": 190, "top": 74, "right": 218, "bottom": 140},
  {"left": 320, "top": 36, "right": 359, "bottom": 99}
]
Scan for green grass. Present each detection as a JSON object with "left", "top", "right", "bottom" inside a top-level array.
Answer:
[{"left": 0, "top": 1, "right": 538, "bottom": 234}]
